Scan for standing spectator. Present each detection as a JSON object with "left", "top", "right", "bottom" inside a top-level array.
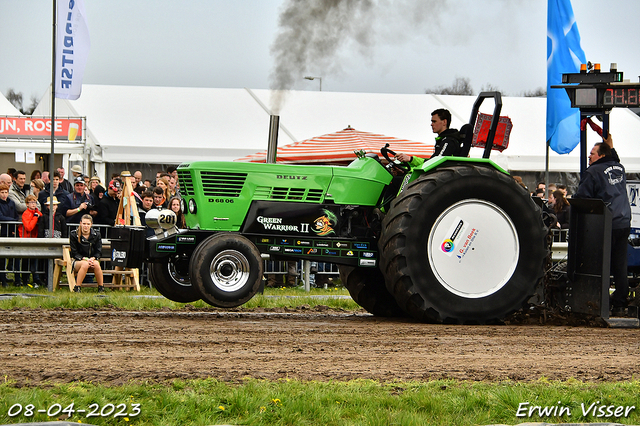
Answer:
[
  {"left": 139, "top": 191, "right": 155, "bottom": 237},
  {"left": 38, "top": 171, "right": 69, "bottom": 215},
  {"left": 0, "top": 173, "right": 12, "bottom": 187},
  {"left": 143, "top": 179, "right": 152, "bottom": 189},
  {"left": 9, "top": 170, "right": 30, "bottom": 214},
  {"left": 89, "top": 176, "right": 102, "bottom": 195},
  {"left": 557, "top": 184, "right": 569, "bottom": 198},
  {"left": 152, "top": 187, "right": 167, "bottom": 209},
  {"left": 133, "top": 170, "right": 144, "bottom": 188},
  {"left": 37, "top": 196, "right": 68, "bottom": 286},
  {"left": 38, "top": 196, "right": 67, "bottom": 238},
  {"left": 30, "top": 170, "right": 42, "bottom": 181},
  {"left": 548, "top": 190, "right": 570, "bottom": 229},
  {"left": 169, "top": 196, "right": 186, "bottom": 228},
  {"left": 69, "top": 215, "right": 104, "bottom": 293},
  {"left": 70, "top": 165, "right": 83, "bottom": 181},
  {"left": 96, "top": 180, "right": 120, "bottom": 226},
  {"left": 156, "top": 177, "right": 171, "bottom": 202},
  {"left": 66, "top": 177, "right": 95, "bottom": 224},
  {"left": 0, "top": 183, "right": 18, "bottom": 287},
  {"left": 168, "top": 175, "right": 179, "bottom": 199},
  {"left": 57, "top": 167, "right": 73, "bottom": 193},
  {"left": 574, "top": 134, "right": 631, "bottom": 315},
  {"left": 30, "top": 179, "right": 44, "bottom": 211},
  {"left": 19, "top": 194, "right": 43, "bottom": 287}
]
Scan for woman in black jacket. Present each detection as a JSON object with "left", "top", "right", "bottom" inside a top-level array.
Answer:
[{"left": 69, "top": 214, "right": 104, "bottom": 292}]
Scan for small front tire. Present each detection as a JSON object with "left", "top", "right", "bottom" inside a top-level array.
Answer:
[{"left": 190, "top": 233, "right": 263, "bottom": 308}]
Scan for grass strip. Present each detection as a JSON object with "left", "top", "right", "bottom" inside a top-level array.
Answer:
[
  {"left": 1, "top": 378, "right": 639, "bottom": 426},
  {"left": 0, "top": 286, "right": 359, "bottom": 311}
]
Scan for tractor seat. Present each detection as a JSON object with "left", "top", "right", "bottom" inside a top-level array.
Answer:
[{"left": 458, "top": 123, "right": 474, "bottom": 157}]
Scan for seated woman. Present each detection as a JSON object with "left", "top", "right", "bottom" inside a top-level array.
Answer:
[{"left": 69, "top": 214, "right": 104, "bottom": 292}]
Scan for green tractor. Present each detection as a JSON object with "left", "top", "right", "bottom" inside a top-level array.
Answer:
[{"left": 145, "top": 93, "right": 548, "bottom": 323}]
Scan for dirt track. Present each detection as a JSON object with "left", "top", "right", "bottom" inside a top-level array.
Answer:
[{"left": 1, "top": 308, "right": 639, "bottom": 386}]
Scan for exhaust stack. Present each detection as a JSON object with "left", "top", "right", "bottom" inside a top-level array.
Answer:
[{"left": 266, "top": 115, "right": 279, "bottom": 164}]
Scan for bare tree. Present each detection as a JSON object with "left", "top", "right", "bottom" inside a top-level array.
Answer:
[
  {"left": 3, "top": 89, "right": 37, "bottom": 115},
  {"left": 520, "top": 87, "right": 546, "bottom": 97},
  {"left": 426, "top": 77, "right": 474, "bottom": 96},
  {"left": 480, "top": 83, "right": 504, "bottom": 94},
  {"left": 5, "top": 88, "right": 23, "bottom": 111}
]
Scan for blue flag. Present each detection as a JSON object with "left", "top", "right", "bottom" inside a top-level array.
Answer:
[{"left": 546, "top": 0, "right": 586, "bottom": 154}]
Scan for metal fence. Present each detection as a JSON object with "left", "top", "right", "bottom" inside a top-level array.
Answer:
[{"left": 0, "top": 221, "right": 341, "bottom": 289}]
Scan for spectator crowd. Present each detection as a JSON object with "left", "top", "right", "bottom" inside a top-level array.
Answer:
[{"left": 0, "top": 165, "right": 184, "bottom": 288}]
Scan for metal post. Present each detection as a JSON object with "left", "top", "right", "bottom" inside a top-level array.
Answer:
[
  {"left": 303, "top": 260, "right": 311, "bottom": 292},
  {"left": 266, "top": 115, "right": 279, "bottom": 164},
  {"left": 48, "top": 0, "right": 57, "bottom": 292}
]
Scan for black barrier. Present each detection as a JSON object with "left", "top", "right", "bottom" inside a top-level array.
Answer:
[
  {"left": 110, "top": 226, "right": 146, "bottom": 269},
  {"left": 566, "top": 198, "right": 612, "bottom": 318}
]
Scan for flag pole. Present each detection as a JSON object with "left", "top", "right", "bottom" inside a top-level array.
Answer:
[{"left": 48, "top": 0, "right": 57, "bottom": 291}]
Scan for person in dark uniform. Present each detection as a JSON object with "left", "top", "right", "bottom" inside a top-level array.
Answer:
[
  {"left": 395, "top": 108, "right": 462, "bottom": 166},
  {"left": 574, "top": 134, "right": 631, "bottom": 316},
  {"left": 96, "top": 180, "right": 121, "bottom": 226}
]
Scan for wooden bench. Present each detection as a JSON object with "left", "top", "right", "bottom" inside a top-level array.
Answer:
[{"left": 53, "top": 245, "right": 140, "bottom": 292}]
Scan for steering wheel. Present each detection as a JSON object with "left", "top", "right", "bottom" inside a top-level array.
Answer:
[{"left": 380, "top": 144, "right": 411, "bottom": 174}]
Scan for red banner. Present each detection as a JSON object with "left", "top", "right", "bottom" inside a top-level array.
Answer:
[{"left": 0, "top": 116, "right": 83, "bottom": 141}]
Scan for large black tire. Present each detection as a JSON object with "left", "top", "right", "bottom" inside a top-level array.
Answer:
[
  {"left": 379, "top": 164, "right": 547, "bottom": 324},
  {"left": 339, "top": 266, "right": 407, "bottom": 317},
  {"left": 189, "top": 233, "right": 263, "bottom": 308},
  {"left": 149, "top": 253, "right": 201, "bottom": 303}
]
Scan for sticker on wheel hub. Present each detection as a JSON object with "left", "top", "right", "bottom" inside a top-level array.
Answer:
[{"left": 441, "top": 218, "right": 467, "bottom": 257}]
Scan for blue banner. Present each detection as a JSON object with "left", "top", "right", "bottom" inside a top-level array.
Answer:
[
  {"left": 55, "top": 0, "right": 91, "bottom": 100},
  {"left": 546, "top": 0, "right": 586, "bottom": 154}
]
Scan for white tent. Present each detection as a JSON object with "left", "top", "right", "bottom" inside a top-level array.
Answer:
[
  {"left": 33, "top": 85, "right": 640, "bottom": 175},
  {"left": 0, "top": 91, "right": 21, "bottom": 115}
]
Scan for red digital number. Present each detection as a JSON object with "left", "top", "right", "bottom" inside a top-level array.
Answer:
[
  {"left": 603, "top": 88, "right": 613, "bottom": 105},
  {"left": 628, "top": 88, "right": 637, "bottom": 106},
  {"left": 614, "top": 88, "right": 625, "bottom": 105}
]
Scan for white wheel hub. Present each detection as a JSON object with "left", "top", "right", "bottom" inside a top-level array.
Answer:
[
  {"left": 427, "top": 199, "right": 519, "bottom": 298},
  {"left": 209, "top": 249, "right": 251, "bottom": 293}
]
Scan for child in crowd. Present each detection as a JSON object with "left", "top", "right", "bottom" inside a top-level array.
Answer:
[
  {"left": 20, "top": 194, "right": 43, "bottom": 287},
  {"left": 0, "top": 183, "right": 17, "bottom": 287}
]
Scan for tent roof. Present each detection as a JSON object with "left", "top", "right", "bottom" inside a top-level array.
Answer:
[
  {"left": 236, "top": 126, "right": 434, "bottom": 164},
  {"left": 32, "top": 85, "right": 640, "bottom": 172},
  {"left": 0, "top": 92, "right": 22, "bottom": 115}
]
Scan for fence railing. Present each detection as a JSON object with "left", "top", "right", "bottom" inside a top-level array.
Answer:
[{"left": 0, "top": 225, "right": 341, "bottom": 290}]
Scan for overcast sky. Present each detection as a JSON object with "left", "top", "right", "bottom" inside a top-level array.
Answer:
[{"left": 1, "top": 0, "right": 640, "bottom": 103}]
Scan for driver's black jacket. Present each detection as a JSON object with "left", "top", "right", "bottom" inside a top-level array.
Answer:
[{"left": 407, "top": 128, "right": 462, "bottom": 168}]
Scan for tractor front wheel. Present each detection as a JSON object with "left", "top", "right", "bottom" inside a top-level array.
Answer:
[
  {"left": 149, "top": 253, "right": 201, "bottom": 303},
  {"left": 190, "top": 233, "right": 263, "bottom": 308}
]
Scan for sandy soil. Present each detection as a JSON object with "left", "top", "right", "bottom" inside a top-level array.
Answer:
[{"left": 1, "top": 307, "right": 639, "bottom": 386}]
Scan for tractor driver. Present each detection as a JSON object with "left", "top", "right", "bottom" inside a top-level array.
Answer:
[{"left": 395, "top": 108, "right": 462, "bottom": 167}]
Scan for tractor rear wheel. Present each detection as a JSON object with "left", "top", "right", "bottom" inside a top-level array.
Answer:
[
  {"left": 190, "top": 233, "right": 263, "bottom": 308},
  {"left": 379, "top": 164, "right": 547, "bottom": 323},
  {"left": 149, "top": 253, "right": 201, "bottom": 303},
  {"left": 339, "top": 266, "right": 406, "bottom": 317}
]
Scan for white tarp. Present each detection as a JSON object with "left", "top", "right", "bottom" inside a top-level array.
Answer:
[{"left": 0, "top": 92, "right": 22, "bottom": 115}]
